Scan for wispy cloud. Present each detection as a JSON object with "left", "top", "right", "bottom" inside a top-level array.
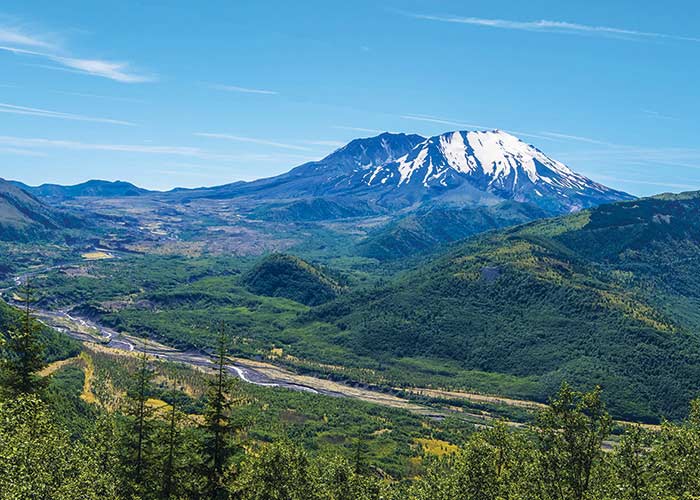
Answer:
[
  {"left": 0, "top": 24, "right": 153, "bottom": 82},
  {"left": 195, "top": 133, "right": 312, "bottom": 151},
  {"left": 302, "top": 140, "right": 346, "bottom": 148},
  {"left": 594, "top": 174, "right": 699, "bottom": 191},
  {"left": 399, "top": 114, "right": 559, "bottom": 142},
  {"left": 0, "top": 26, "right": 55, "bottom": 49},
  {"left": 0, "top": 135, "right": 321, "bottom": 164},
  {"left": 538, "top": 131, "right": 618, "bottom": 146},
  {"left": 554, "top": 146, "right": 700, "bottom": 172},
  {"left": 0, "top": 102, "right": 136, "bottom": 126},
  {"left": 641, "top": 109, "right": 678, "bottom": 121},
  {"left": 401, "top": 114, "right": 488, "bottom": 130},
  {"left": 48, "top": 89, "right": 145, "bottom": 103},
  {"left": 404, "top": 12, "right": 700, "bottom": 43},
  {"left": 0, "top": 135, "right": 231, "bottom": 160},
  {"left": 332, "top": 125, "right": 385, "bottom": 134},
  {"left": 0, "top": 146, "right": 47, "bottom": 157},
  {"left": 208, "top": 84, "right": 279, "bottom": 95}
]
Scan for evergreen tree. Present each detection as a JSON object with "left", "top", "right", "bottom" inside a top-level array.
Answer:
[
  {"left": 0, "top": 283, "right": 46, "bottom": 397},
  {"left": 119, "top": 352, "right": 155, "bottom": 498},
  {"left": 204, "top": 324, "right": 245, "bottom": 499}
]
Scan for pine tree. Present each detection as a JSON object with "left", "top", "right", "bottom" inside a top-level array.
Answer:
[
  {"left": 119, "top": 352, "right": 155, "bottom": 498},
  {"left": 134, "top": 352, "right": 153, "bottom": 483},
  {"left": 204, "top": 324, "right": 235, "bottom": 499},
  {"left": 0, "top": 282, "right": 46, "bottom": 397}
]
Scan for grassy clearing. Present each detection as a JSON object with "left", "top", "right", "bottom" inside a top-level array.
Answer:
[{"left": 81, "top": 251, "right": 114, "bottom": 260}]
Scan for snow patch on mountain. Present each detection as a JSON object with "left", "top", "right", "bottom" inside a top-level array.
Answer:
[{"left": 355, "top": 130, "right": 625, "bottom": 209}]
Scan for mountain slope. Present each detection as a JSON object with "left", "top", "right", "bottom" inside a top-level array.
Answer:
[
  {"left": 356, "top": 201, "right": 551, "bottom": 260},
  {"left": 303, "top": 192, "right": 700, "bottom": 421},
  {"left": 176, "top": 132, "right": 425, "bottom": 204},
  {"left": 0, "top": 179, "right": 81, "bottom": 240}
]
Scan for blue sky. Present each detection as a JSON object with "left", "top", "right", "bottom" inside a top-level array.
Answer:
[{"left": 0, "top": 0, "right": 699, "bottom": 195}]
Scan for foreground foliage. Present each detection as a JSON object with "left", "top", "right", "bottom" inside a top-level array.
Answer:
[{"left": 2, "top": 308, "right": 700, "bottom": 500}]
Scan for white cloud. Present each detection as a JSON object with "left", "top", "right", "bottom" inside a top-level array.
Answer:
[
  {"left": 398, "top": 114, "right": 558, "bottom": 142},
  {"left": 405, "top": 13, "right": 700, "bottom": 43},
  {"left": 0, "top": 102, "right": 136, "bottom": 126},
  {"left": 209, "top": 84, "right": 279, "bottom": 95},
  {"left": 0, "top": 24, "right": 152, "bottom": 83},
  {"left": 195, "top": 133, "right": 312, "bottom": 151}
]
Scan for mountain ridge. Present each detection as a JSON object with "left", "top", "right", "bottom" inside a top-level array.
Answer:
[{"left": 14, "top": 179, "right": 151, "bottom": 201}]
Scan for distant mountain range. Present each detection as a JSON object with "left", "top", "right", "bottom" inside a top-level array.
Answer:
[{"left": 4, "top": 130, "right": 635, "bottom": 253}]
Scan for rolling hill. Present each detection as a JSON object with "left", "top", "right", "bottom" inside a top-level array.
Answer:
[
  {"left": 243, "top": 253, "right": 343, "bottom": 306},
  {"left": 302, "top": 191, "right": 700, "bottom": 421}
]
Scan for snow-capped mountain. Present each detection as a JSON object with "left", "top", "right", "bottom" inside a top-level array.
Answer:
[
  {"left": 348, "top": 130, "right": 631, "bottom": 212},
  {"left": 175, "top": 130, "right": 633, "bottom": 215}
]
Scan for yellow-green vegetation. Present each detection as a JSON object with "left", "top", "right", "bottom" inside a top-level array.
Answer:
[
  {"left": 79, "top": 352, "right": 96, "bottom": 404},
  {"left": 81, "top": 250, "right": 113, "bottom": 260},
  {"left": 38, "top": 355, "right": 80, "bottom": 377},
  {"left": 414, "top": 437, "right": 460, "bottom": 456}
]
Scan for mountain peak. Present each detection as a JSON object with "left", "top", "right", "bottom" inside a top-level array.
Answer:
[{"left": 354, "top": 129, "right": 630, "bottom": 212}]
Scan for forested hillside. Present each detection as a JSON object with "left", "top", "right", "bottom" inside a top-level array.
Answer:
[
  {"left": 306, "top": 192, "right": 700, "bottom": 420},
  {"left": 243, "top": 253, "right": 344, "bottom": 306}
]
